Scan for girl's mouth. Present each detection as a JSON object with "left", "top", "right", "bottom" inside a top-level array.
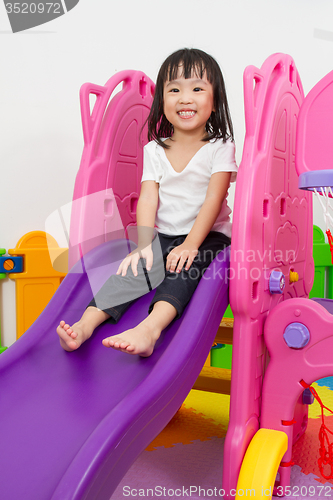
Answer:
[{"left": 178, "top": 111, "right": 196, "bottom": 118}]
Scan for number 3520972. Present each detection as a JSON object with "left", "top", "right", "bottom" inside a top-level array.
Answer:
[{"left": 5, "top": 3, "right": 61, "bottom": 14}]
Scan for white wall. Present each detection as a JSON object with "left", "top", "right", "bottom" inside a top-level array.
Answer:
[{"left": 1, "top": 0, "right": 333, "bottom": 347}]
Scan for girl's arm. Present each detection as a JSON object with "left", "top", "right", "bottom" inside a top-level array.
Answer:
[
  {"left": 166, "top": 171, "right": 231, "bottom": 273},
  {"left": 117, "top": 180, "right": 159, "bottom": 276}
]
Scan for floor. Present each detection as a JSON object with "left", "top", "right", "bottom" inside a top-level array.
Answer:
[{"left": 112, "top": 379, "right": 333, "bottom": 499}]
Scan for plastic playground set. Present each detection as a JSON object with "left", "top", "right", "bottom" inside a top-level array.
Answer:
[{"left": 1, "top": 53, "right": 333, "bottom": 499}]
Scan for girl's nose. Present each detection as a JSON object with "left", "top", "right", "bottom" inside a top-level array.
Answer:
[{"left": 179, "top": 92, "right": 193, "bottom": 104}]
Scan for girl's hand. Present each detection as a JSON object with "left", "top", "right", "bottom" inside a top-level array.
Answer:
[
  {"left": 166, "top": 241, "right": 198, "bottom": 274},
  {"left": 116, "top": 245, "right": 153, "bottom": 277}
]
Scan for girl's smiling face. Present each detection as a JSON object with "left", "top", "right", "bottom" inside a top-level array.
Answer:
[{"left": 163, "top": 67, "right": 215, "bottom": 138}]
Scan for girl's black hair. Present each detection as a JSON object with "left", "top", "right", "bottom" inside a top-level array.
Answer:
[{"left": 147, "top": 48, "right": 234, "bottom": 148}]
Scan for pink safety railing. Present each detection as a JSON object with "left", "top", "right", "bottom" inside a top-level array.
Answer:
[
  {"left": 68, "top": 70, "right": 154, "bottom": 269},
  {"left": 223, "top": 53, "right": 313, "bottom": 496}
]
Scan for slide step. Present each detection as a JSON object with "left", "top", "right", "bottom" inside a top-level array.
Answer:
[
  {"left": 194, "top": 366, "right": 231, "bottom": 395},
  {"left": 215, "top": 318, "right": 233, "bottom": 344}
]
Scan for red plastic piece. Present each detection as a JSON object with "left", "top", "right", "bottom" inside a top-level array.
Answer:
[
  {"left": 280, "top": 460, "right": 295, "bottom": 467},
  {"left": 326, "top": 229, "right": 333, "bottom": 264},
  {"left": 281, "top": 419, "right": 297, "bottom": 426}
]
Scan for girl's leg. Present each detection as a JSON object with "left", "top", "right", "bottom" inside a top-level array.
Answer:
[
  {"left": 149, "top": 231, "right": 231, "bottom": 318},
  {"left": 102, "top": 301, "right": 177, "bottom": 357},
  {"left": 57, "top": 236, "right": 165, "bottom": 352},
  {"left": 102, "top": 232, "right": 229, "bottom": 357},
  {"left": 57, "top": 307, "right": 110, "bottom": 352}
]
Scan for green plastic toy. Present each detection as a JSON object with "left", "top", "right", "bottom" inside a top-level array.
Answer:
[
  {"left": 211, "top": 343, "right": 233, "bottom": 370},
  {"left": 310, "top": 225, "right": 333, "bottom": 299},
  {"left": 0, "top": 248, "right": 8, "bottom": 353}
]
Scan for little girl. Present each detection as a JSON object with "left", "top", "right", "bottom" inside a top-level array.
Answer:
[{"left": 57, "top": 48, "right": 238, "bottom": 357}]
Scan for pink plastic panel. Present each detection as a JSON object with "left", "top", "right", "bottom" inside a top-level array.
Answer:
[
  {"left": 261, "top": 69, "right": 333, "bottom": 492},
  {"left": 261, "top": 298, "right": 333, "bottom": 490},
  {"left": 68, "top": 71, "right": 155, "bottom": 268},
  {"left": 295, "top": 70, "right": 333, "bottom": 176},
  {"left": 223, "top": 54, "right": 313, "bottom": 496}
]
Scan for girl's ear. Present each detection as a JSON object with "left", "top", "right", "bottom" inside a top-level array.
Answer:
[{"left": 211, "top": 98, "right": 216, "bottom": 113}]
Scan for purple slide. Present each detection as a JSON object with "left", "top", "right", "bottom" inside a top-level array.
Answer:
[{"left": 0, "top": 240, "right": 229, "bottom": 499}]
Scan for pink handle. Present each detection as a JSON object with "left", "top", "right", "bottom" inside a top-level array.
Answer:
[
  {"left": 80, "top": 83, "right": 106, "bottom": 144},
  {"left": 243, "top": 66, "right": 264, "bottom": 138},
  {"left": 243, "top": 54, "right": 297, "bottom": 153},
  {"left": 79, "top": 70, "right": 139, "bottom": 145}
]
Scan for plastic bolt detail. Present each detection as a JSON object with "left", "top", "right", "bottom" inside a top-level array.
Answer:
[
  {"left": 289, "top": 270, "right": 299, "bottom": 283},
  {"left": 211, "top": 343, "right": 224, "bottom": 349},
  {"left": 283, "top": 323, "right": 310, "bottom": 349},
  {"left": 302, "top": 388, "right": 315, "bottom": 405},
  {"left": 0, "top": 256, "right": 23, "bottom": 274},
  {"left": 269, "top": 270, "right": 285, "bottom": 294}
]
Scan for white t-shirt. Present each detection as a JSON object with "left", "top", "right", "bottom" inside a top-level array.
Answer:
[{"left": 141, "top": 138, "right": 238, "bottom": 238}]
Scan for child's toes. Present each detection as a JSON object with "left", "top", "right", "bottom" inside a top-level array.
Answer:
[
  {"left": 56, "top": 324, "right": 64, "bottom": 337},
  {"left": 119, "top": 341, "right": 130, "bottom": 349},
  {"left": 116, "top": 339, "right": 129, "bottom": 349},
  {"left": 105, "top": 337, "right": 123, "bottom": 349},
  {"left": 110, "top": 338, "right": 121, "bottom": 347},
  {"left": 124, "top": 344, "right": 135, "bottom": 353},
  {"left": 67, "top": 339, "right": 79, "bottom": 350},
  {"left": 63, "top": 323, "right": 71, "bottom": 333}
]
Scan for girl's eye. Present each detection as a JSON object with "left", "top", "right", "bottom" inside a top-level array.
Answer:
[
  {"left": 170, "top": 88, "right": 179, "bottom": 93},
  {"left": 193, "top": 87, "right": 202, "bottom": 92}
]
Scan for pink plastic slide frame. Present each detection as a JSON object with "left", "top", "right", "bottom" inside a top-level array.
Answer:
[
  {"left": 260, "top": 67, "right": 333, "bottom": 491},
  {"left": 68, "top": 70, "right": 154, "bottom": 269},
  {"left": 223, "top": 54, "right": 313, "bottom": 496}
]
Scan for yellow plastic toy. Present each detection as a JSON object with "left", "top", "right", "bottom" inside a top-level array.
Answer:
[
  {"left": 235, "top": 429, "right": 288, "bottom": 499},
  {"left": 289, "top": 270, "right": 299, "bottom": 283},
  {"left": 9, "top": 231, "right": 68, "bottom": 339}
]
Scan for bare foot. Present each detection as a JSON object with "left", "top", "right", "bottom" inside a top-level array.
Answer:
[
  {"left": 56, "top": 320, "right": 94, "bottom": 351},
  {"left": 57, "top": 307, "right": 110, "bottom": 352},
  {"left": 102, "top": 321, "right": 160, "bottom": 357}
]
